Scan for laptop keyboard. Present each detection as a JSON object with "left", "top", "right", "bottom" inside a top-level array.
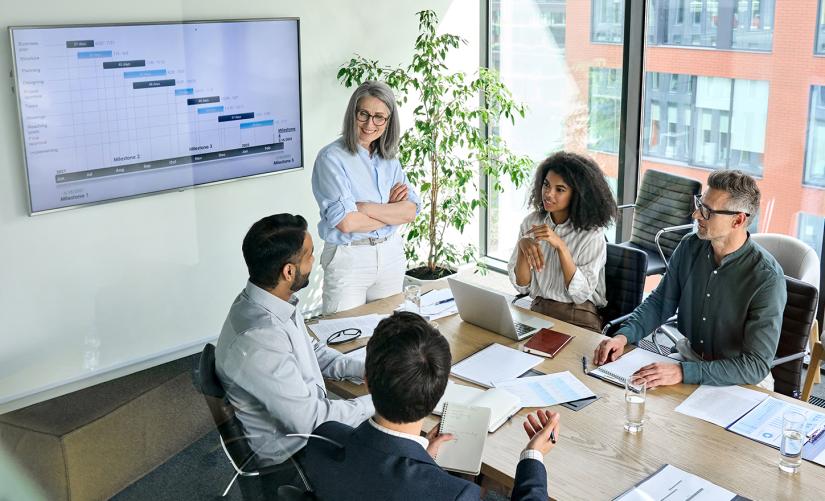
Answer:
[{"left": 514, "top": 322, "right": 537, "bottom": 338}]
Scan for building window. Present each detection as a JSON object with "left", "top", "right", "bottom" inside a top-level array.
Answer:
[
  {"left": 805, "top": 85, "right": 825, "bottom": 187},
  {"left": 817, "top": 0, "right": 825, "bottom": 55},
  {"left": 591, "top": 0, "right": 625, "bottom": 44},
  {"left": 647, "top": 0, "right": 774, "bottom": 52},
  {"left": 798, "top": 212, "right": 824, "bottom": 259},
  {"left": 588, "top": 67, "right": 622, "bottom": 153},
  {"left": 642, "top": 72, "right": 767, "bottom": 175}
]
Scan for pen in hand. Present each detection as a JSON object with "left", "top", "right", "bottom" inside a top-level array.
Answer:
[{"left": 550, "top": 430, "right": 556, "bottom": 444}]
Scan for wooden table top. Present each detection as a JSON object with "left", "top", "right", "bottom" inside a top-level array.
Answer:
[{"left": 314, "top": 286, "right": 825, "bottom": 501}]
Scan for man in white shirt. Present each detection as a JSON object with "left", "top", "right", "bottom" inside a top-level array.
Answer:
[{"left": 215, "top": 213, "right": 373, "bottom": 466}]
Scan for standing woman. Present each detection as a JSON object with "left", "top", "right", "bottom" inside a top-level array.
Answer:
[
  {"left": 508, "top": 152, "right": 616, "bottom": 332},
  {"left": 312, "top": 81, "right": 420, "bottom": 315}
]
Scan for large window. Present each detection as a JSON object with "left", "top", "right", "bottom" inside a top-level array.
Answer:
[
  {"left": 646, "top": 0, "right": 774, "bottom": 51},
  {"left": 805, "top": 86, "right": 825, "bottom": 186},
  {"left": 487, "top": 1, "right": 825, "bottom": 267},
  {"left": 486, "top": 0, "right": 622, "bottom": 262}
]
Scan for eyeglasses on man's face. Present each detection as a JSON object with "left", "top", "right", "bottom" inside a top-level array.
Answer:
[
  {"left": 355, "top": 109, "right": 389, "bottom": 126},
  {"left": 327, "top": 328, "right": 361, "bottom": 346},
  {"left": 692, "top": 195, "right": 750, "bottom": 221}
]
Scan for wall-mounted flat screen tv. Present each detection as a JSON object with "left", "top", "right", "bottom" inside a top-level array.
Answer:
[{"left": 10, "top": 19, "right": 303, "bottom": 215}]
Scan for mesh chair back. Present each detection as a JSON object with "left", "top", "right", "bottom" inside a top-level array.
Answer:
[
  {"left": 773, "top": 277, "right": 818, "bottom": 398},
  {"left": 192, "top": 343, "right": 258, "bottom": 471},
  {"left": 599, "top": 243, "right": 648, "bottom": 326},
  {"left": 629, "top": 170, "right": 701, "bottom": 259}
]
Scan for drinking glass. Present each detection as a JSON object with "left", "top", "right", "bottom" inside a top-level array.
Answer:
[
  {"left": 404, "top": 284, "right": 421, "bottom": 314},
  {"left": 624, "top": 379, "right": 646, "bottom": 433},
  {"left": 779, "top": 411, "right": 806, "bottom": 473}
]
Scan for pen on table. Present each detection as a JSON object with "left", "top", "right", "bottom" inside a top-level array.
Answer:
[
  {"left": 434, "top": 297, "right": 455, "bottom": 306},
  {"left": 581, "top": 356, "right": 587, "bottom": 374}
]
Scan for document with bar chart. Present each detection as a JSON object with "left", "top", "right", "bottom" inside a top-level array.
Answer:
[{"left": 10, "top": 19, "right": 303, "bottom": 213}]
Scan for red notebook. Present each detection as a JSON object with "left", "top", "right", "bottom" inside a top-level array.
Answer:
[{"left": 522, "top": 328, "right": 574, "bottom": 358}]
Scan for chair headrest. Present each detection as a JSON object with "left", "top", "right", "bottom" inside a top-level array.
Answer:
[{"left": 192, "top": 343, "right": 225, "bottom": 398}]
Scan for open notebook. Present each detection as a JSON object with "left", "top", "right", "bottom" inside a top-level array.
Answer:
[
  {"left": 434, "top": 402, "right": 491, "bottom": 475},
  {"left": 433, "top": 381, "right": 521, "bottom": 432},
  {"left": 587, "top": 348, "right": 677, "bottom": 387}
]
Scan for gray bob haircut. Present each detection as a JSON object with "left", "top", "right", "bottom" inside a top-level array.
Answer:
[
  {"left": 342, "top": 80, "right": 400, "bottom": 159},
  {"left": 707, "top": 169, "right": 760, "bottom": 225}
]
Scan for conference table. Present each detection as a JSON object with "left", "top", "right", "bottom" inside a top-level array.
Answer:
[{"left": 316, "top": 282, "right": 825, "bottom": 500}]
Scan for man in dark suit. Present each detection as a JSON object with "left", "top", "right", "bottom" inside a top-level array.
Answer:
[{"left": 302, "top": 311, "right": 560, "bottom": 500}]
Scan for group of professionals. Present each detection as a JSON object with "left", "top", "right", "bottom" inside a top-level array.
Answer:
[{"left": 213, "top": 81, "right": 787, "bottom": 499}]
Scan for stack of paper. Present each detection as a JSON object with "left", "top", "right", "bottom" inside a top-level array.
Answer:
[
  {"left": 494, "top": 371, "right": 595, "bottom": 407},
  {"left": 307, "top": 314, "right": 388, "bottom": 345},
  {"left": 675, "top": 385, "right": 768, "bottom": 427},
  {"left": 398, "top": 288, "right": 458, "bottom": 320}
]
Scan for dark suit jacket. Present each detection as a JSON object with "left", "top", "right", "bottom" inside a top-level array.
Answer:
[{"left": 302, "top": 420, "right": 548, "bottom": 501}]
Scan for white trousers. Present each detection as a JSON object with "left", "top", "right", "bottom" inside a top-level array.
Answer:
[{"left": 320, "top": 234, "right": 406, "bottom": 315}]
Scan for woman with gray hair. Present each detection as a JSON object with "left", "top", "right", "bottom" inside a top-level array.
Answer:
[{"left": 312, "top": 81, "right": 420, "bottom": 314}]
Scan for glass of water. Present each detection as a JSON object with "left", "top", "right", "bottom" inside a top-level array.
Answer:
[
  {"left": 404, "top": 284, "right": 421, "bottom": 314},
  {"left": 779, "top": 410, "right": 806, "bottom": 473},
  {"left": 624, "top": 379, "right": 646, "bottom": 433}
]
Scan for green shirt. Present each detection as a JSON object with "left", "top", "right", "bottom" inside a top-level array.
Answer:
[{"left": 617, "top": 233, "right": 786, "bottom": 385}]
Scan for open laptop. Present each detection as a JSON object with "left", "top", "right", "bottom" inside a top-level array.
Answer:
[{"left": 447, "top": 277, "right": 553, "bottom": 340}]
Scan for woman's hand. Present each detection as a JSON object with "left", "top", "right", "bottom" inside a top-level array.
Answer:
[
  {"left": 518, "top": 236, "right": 544, "bottom": 272},
  {"left": 525, "top": 224, "right": 563, "bottom": 249},
  {"left": 388, "top": 182, "right": 409, "bottom": 203}
]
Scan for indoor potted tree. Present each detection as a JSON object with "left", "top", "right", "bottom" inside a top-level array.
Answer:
[{"left": 337, "top": 10, "right": 533, "bottom": 282}]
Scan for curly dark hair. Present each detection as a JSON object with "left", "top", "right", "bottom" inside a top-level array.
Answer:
[{"left": 527, "top": 151, "right": 617, "bottom": 231}]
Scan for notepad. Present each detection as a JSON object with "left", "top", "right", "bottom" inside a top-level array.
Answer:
[
  {"left": 451, "top": 343, "right": 544, "bottom": 388},
  {"left": 587, "top": 348, "right": 677, "bottom": 388},
  {"left": 433, "top": 381, "right": 521, "bottom": 432},
  {"left": 434, "top": 402, "right": 491, "bottom": 475}
]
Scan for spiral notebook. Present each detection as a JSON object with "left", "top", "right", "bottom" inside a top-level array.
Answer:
[
  {"left": 586, "top": 348, "right": 677, "bottom": 388},
  {"left": 434, "top": 402, "right": 491, "bottom": 475}
]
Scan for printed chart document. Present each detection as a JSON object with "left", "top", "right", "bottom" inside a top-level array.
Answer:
[
  {"left": 398, "top": 288, "right": 459, "bottom": 320},
  {"left": 451, "top": 343, "right": 543, "bottom": 388},
  {"left": 587, "top": 348, "right": 678, "bottom": 387},
  {"left": 728, "top": 396, "right": 825, "bottom": 454},
  {"left": 494, "top": 371, "right": 595, "bottom": 407},
  {"left": 307, "top": 314, "right": 388, "bottom": 344},
  {"left": 613, "top": 464, "right": 746, "bottom": 501},
  {"left": 433, "top": 382, "right": 521, "bottom": 432},
  {"left": 435, "top": 402, "right": 491, "bottom": 475},
  {"left": 675, "top": 385, "right": 769, "bottom": 427}
]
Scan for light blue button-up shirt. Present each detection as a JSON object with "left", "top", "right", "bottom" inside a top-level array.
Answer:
[{"left": 311, "top": 137, "right": 421, "bottom": 245}]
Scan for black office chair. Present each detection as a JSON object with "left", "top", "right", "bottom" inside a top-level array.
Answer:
[
  {"left": 619, "top": 169, "right": 702, "bottom": 276},
  {"left": 192, "top": 343, "right": 314, "bottom": 501},
  {"left": 599, "top": 243, "right": 648, "bottom": 337},
  {"left": 772, "top": 276, "right": 819, "bottom": 399}
]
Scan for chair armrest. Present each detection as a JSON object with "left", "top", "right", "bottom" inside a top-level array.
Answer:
[
  {"left": 771, "top": 351, "right": 806, "bottom": 368},
  {"left": 654, "top": 224, "right": 695, "bottom": 266},
  {"left": 602, "top": 313, "right": 632, "bottom": 337}
]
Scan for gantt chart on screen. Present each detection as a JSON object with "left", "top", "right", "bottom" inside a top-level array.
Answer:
[{"left": 12, "top": 20, "right": 302, "bottom": 212}]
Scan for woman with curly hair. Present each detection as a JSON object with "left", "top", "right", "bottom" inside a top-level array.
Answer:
[{"left": 508, "top": 152, "right": 617, "bottom": 332}]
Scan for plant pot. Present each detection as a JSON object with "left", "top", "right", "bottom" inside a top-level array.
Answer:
[{"left": 404, "top": 263, "right": 475, "bottom": 289}]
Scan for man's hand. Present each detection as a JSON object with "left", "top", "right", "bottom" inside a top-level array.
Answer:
[
  {"left": 425, "top": 421, "right": 454, "bottom": 459},
  {"left": 522, "top": 409, "right": 560, "bottom": 456},
  {"left": 518, "top": 237, "right": 545, "bottom": 272},
  {"left": 593, "top": 335, "right": 627, "bottom": 365},
  {"left": 632, "top": 362, "right": 683, "bottom": 388},
  {"left": 388, "top": 182, "right": 409, "bottom": 203}
]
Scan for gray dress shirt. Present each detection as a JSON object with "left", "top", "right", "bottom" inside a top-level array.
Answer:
[
  {"left": 617, "top": 233, "right": 786, "bottom": 385},
  {"left": 215, "top": 281, "right": 374, "bottom": 464},
  {"left": 507, "top": 211, "right": 608, "bottom": 307}
]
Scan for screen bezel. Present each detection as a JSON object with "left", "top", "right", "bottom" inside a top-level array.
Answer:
[{"left": 9, "top": 18, "right": 304, "bottom": 216}]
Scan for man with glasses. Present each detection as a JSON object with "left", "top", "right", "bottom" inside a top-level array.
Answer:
[
  {"left": 594, "top": 170, "right": 786, "bottom": 389},
  {"left": 215, "top": 213, "right": 373, "bottom": 467}
]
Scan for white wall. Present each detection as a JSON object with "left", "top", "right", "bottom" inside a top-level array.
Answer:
[{"left": 0, "top": 0, "right": 480, "bottom": 412}]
